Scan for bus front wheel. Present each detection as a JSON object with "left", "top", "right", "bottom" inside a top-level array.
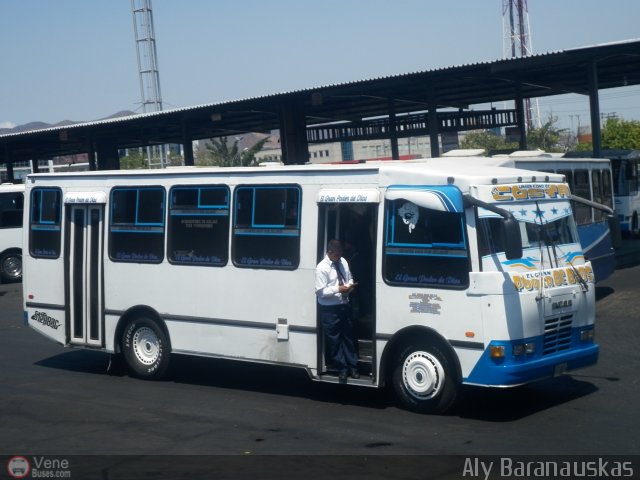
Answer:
[
  {"left": 121, "top": 316, "right": 170, "bottom": 380},
  {"left": 391, "top": 343, "right": 458, "bottom": 414}
]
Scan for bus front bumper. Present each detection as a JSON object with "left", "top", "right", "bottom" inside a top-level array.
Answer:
[{"left": 464, "top": 340, "right": 599, "bottom": 387}]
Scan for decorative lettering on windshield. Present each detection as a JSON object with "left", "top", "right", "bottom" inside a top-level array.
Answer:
[
  {"left": 511, "top": 265, "right": 594, "bottom": 292},
  {"left": 491, "top": 183, "right": 571, "bottom": 202}
]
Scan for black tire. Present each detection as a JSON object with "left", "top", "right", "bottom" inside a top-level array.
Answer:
[
  {"left": 121, "top": 316, "right": 170, "bottom": 379},
  {"left": 391, "top": 342, "right": 458, "bottom": 414},
  {"left": 0, "top": 251, "right": 22, "bottom": 283}
]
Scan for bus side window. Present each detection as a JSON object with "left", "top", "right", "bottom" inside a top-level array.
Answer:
[
  {"left": 629, "top": 161, "right": 640, "bottom": 195},
  {"left": 109, "top": 187, "right": 165, "bottom": 264},
  {"left": 573, "top": 169, "right": 592, "bottom": 225},
  {"left": 592, "top": 170, "right": 604, "bottom": 221},
  {"left": 602, "top": 168, "right": 613, "bottom": 210},
  {"left": 168, "top": 185, "right": 230, "bottom": 266},
  {"left": 29, "top": 188, "right": 62, "bottom": 258},
  {"left": 0, "top": 192, "right": 23, "bottom": 228},
  {"left": 232, "top": 184, "right": 301, "bottom": 269},
  {"left": 382, "top": 199, "right": 469, "bottom": 289}
]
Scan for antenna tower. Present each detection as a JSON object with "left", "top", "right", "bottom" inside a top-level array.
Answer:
[
  {"left": 502, "top": 0, "right": 540, "bottom": 130},
  {"left": 131, "top": 0, "right": 166, "bottom": 167}
]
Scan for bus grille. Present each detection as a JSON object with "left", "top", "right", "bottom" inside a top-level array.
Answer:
[{"left": 543, "top": 314, "right": 573, "bottom": 355}]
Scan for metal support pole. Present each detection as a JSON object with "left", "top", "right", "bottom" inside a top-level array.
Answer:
[
  {"left": 388, "top": 99, "right": 399, "bottom": 160},
  {"left": 515, "top": 84, "right": 527, "bottom": 150},
  {"left": 588, "top": 60, "right": 602, "bottom": 158},
  {"left": 428, "top": 88, "right": 440, "bottom": 158},
  {"left": 279, "top": 99, "right": 309, "bottom": 165}
]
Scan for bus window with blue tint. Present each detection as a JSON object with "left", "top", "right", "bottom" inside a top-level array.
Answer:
[
  {"left": 29, "top": 188, "right": 62, "bottom": 258},
  {"left": 232, "top": 185, "right": 301, "bottom": 269},
  {"left": 383, "top": 198, "right": 469, "bottom": 288},
  {"left": 109, "top": 187, "right": 165, "bottom": 263},
  {"left": 168, "top": 185, "right": 230, "bottom": 266}
]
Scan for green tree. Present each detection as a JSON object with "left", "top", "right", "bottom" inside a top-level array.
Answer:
[
  {"left": 459, "top": 130, "right": 518, "bottom": 152},
  {"left": 526, "top": 116, "right": 567, "bottom": 152},
  {"left": 571, "top": 117, "right": 640, "bottom": 151},
  {"left": 200, "top": 136, "right": 270, "bottom": 167},
  {"left": 119, "top": 149, "right": 149, "bottom": 169},
  {"left": 601, "top": 117, "right": 640, "bottom": 149}
]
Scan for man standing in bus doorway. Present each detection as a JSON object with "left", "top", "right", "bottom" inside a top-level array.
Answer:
[{"left": 316, "top": 239, "right": 359, "bottom": 383}]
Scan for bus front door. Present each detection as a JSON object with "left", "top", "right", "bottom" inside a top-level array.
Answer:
[
  {"left": 67, "top": 205, "right": 104, "bottom": 347},
  {"left": 317, "top": 200, "right": 378, "bottom": 380}
]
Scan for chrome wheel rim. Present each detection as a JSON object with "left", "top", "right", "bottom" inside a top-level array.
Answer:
[
  {"left": 132, "top": 326, "right": 160, "bottom": 365},
  {"left": 2, "top": 255, "right": 21, "bottom": 279}
]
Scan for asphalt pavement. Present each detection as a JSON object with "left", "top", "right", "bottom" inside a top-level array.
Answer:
[{"left": 1, "top": 257, "right": 639, "bottom": 478}]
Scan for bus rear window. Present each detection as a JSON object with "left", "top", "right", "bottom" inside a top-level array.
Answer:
[
  {"left": 233, "top": 185, "right": 301, "bottom": 269},
  {"left": 29, "top": 188, "right": 62, "bottom": 258},
  {"left": 383, "top": 198, "right": 469, "bottom": 288},
  {"left": 109, "top": 187, "right": 165, "bottom": 263},
  {"left": 168, "top": 186, "right": 230, "bottom": 266}
]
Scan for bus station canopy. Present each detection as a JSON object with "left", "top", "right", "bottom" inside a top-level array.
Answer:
[{"left": 1, "top": 38, "right": 639, "bottom": 166}]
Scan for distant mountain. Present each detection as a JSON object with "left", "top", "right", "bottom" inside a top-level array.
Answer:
[{"left": 0, "top": 110, "right": 137, "bottom": 136}]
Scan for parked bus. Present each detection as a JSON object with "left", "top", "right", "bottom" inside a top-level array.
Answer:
[
  {"left": 565, "top": 149, "right": 640, "bottom": 236},
  {"left": 23, "top": 160, "right": 599, "bottom": 413},
  {"left": 0, "top": 183, "right": 24, "bottom": 282},
  {"left": 444, "top": 150, "right": 617, "bottom": 282}
]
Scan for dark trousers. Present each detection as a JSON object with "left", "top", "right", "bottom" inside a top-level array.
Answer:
[{"left": 320, "top": 304, "right": 358, "bottom": 371}]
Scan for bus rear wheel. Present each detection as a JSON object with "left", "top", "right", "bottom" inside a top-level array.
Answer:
[
  {"left": 391, "top": 342, "right": 458, "bottom": 414},
  {"left": 0, "top": 250, "right": 22, "bottom": 283},
  {"left": 121, "top": 316, "right": 170, "bottom": 379}
]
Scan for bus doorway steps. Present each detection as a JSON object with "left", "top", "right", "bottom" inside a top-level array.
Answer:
[{"left": 357, "top": 339, "right": 373, "bottom": 377}]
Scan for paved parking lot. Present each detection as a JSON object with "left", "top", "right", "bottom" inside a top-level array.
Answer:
[{"left": 1, "top": 262, "right": 639, "bottom": 477}]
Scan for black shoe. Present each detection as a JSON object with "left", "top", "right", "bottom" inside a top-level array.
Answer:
[
  {"left": 349, "top": 368, "right": 360, "bottom": 379},
  {"left": 338, "top": 370, "right": 348, "bottom": 383}
]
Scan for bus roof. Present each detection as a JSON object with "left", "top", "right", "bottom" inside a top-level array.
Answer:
[
  {"left": 438, "top": 156, "right": 611, "bottom": 169},
  {"left": 25, "top": 158, "right": 565, "bottom": 193}
]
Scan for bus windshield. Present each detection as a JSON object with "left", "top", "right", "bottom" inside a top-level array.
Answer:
[{"left": 477, "top": 200, "right": 581, "bottom": 271}]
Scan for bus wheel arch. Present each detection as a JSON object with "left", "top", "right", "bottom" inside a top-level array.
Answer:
[
  {"left": 381, "top": 327, "right": 461, "bottom": 414},
  {"left": 0, "top": 248, "right": 22, "bottom": 283},
  {"left": 116, "top": 306, "right": 171, "bottom": 380}
]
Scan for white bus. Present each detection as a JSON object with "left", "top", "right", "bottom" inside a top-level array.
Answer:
[
  {"left": 0, "top": 183, "right": 24, "bottom": 282},
  {"left": 23, "top": 160, "right": 599, "bottom": 413}
]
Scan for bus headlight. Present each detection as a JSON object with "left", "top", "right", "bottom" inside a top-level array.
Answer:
[
  {"left": 580, "top": 327, "right": 595, "bottom": 342},
  {"left": 512, "top": 342, "right": 536, "bottom": 356}
]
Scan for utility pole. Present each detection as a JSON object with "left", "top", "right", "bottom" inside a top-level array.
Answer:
[
  {"left": 131, "top": 0, "right": 167, "bottom": 168},
  {"left": 502, "top": 0, "right": 540, "bottom": 131}
]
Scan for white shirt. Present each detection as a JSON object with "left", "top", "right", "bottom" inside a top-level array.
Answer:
[{"left": 315, "top": 255, "right": 353, "bottom": 306}]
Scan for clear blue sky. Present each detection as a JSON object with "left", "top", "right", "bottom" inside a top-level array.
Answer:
[{"left": 1, "top": 0, "right": 639, "bottom": 133}]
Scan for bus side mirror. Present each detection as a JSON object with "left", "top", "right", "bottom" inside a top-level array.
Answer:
[
  {"left": 608, "top": 214, "right": 622, "bottom": 250},
  {"left": 504, "top": 217, "right": 523, "bottom": 260}
]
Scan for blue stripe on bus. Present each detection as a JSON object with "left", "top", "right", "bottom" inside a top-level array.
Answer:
[{"left": 464, "top": 331, "right": 598, "bottom": 386}]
